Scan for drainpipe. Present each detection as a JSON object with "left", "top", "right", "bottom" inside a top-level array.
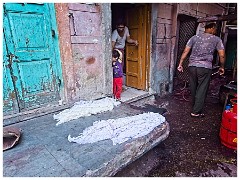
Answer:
[{"left": 169, "top": 3, "right": 179, "bottom": 93}]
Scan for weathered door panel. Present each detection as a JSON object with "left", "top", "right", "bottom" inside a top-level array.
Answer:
[
  {"left": 126, "top": 5, "right": 147, "bottom": 90},
  {"left": 3, "top": 3, "right": 61, "bottom": 112},
  {"left": 3, "top": 34, "right": 18, "bottom": 114}
]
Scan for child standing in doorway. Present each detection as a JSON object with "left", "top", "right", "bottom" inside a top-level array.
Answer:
[{"left": 112, "top": 49, "right": 123, "bottom": 101}]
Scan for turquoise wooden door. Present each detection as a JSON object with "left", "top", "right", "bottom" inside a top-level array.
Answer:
[
  {"left": 3, "top": 3, "right": 62, "bottom": 114},
  {"left": 3, "top": 33, "right": 18, "bottom": 113}
]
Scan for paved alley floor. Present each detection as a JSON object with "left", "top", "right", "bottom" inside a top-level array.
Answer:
[{"left": 115, "top": 74, "right": 237, "bottom": 177}]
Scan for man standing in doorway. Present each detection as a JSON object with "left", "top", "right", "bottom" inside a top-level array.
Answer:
[
  {"left": 112, "top": 18, "right": 138, "bottom": 68},
  {"left": 177, "top": 22, "right": 225, "bottom": 118}
]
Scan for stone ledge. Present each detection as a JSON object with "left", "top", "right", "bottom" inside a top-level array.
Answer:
[{"left": 84, "top": 121, "right": 170, "bottom": 177}]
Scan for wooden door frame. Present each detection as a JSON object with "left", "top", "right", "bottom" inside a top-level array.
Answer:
[
  {"left": 139, "top": 4, "right": 151, "bottom": 91},
  {"left": 146, "top": 4, "right": 151, "bottom": 91}
]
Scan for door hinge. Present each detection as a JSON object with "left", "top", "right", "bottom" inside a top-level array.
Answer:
[{"left": 68, "top": 13, "right": 77, "bottom": 36}]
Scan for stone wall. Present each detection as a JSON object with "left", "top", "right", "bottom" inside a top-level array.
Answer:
[
  {"left": 178, "top": 3, "right": 226, "bottom": 18},
  {"left": 56, "top": 3, "right": 112, "bottom": 103},
  {"left": 150, "top": 3, "right": 176, "bottom": 95},
  {"left": 69, "top": 3, "right": 110, "bottom": 100}
]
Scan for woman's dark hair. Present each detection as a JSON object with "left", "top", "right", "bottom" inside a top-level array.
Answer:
[
  {"left": 116, "top": 18, "right": 125, "bottom": 27},
  {"left": 112, "top": 49, "right": 120, "bottom": 58},
  {"left": 205, "top": 22, "right": 217, "bottom": 29}
]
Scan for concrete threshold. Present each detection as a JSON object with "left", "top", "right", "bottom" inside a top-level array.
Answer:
[
  {"left": 122, "top": 93, "right": 155, "bottom": 104},
  {"left": 120, "top": 86, "right": 154, "bottom": 104}
]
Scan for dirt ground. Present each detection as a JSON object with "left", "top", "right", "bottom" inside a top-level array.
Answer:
[{"left": 115, "top": 72, "right": 237, "bottom": 177}]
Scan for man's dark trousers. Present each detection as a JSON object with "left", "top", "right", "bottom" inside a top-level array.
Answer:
[{"left": 189, "top": 66, "right": 212, "bottom": 114}]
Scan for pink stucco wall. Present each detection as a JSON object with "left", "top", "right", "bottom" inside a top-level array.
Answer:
[
  {"left": 68, "top": 3, "right": 105, "bottom": 100},
  {"left": 55, "top": 3, "right": 108, "bottom": 102}
]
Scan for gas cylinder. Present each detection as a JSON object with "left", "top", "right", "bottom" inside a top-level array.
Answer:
[{"left": 219, "top": 109, "right": 237, "bottom": 150}]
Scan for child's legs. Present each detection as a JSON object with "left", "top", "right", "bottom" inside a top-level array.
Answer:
[
  {"left": 115, "top": 77, "right": 122, "bottom": 99},
  {"left": 113, "top": 78, "right": 117, "bottom": 98}
]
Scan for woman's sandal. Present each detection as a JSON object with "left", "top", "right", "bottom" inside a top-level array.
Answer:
[{"left": 190, "top": 113, "right": 205, "bottom": 118}]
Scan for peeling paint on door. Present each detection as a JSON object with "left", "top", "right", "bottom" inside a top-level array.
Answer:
[{"left": 3, "top": 3, "right": 63, "bottom": 114}]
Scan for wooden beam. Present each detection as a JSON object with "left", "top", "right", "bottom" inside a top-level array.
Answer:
[{"left": 197, "top": 14, "right": 237, "bottom": 23}]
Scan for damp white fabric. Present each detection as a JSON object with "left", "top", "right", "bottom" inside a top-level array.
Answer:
[
  {"left": 68, "top": 112, "right": 166, "bottom": 145},
  {"left": 54, "top": 97, "right": 121, "bottom": 126}
]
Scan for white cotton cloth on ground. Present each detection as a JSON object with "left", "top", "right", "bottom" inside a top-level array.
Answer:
[
  {"left": 54, "top": 97, "right": 121, "bottom": 126},
  {"left": 68, "top": 112, "right": 166, "bottom": 145}
]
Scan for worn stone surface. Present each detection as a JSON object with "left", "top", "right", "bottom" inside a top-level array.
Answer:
[
  {"left": 3, "top": 102, "right": 169, "bottom": 177},
  {"left": 85, "top": 122, "right": 170, "bottom": 176}
]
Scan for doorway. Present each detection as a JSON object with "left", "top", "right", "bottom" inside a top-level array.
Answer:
[
  {"left": 111, "top": 3, "right": 151, "bottom": 93},
  {"left": 175, "top": 15, "right": 197, "bottom": 83}
]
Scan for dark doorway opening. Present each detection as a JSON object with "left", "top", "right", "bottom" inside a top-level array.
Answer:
[
  {"left": 111, "top": 3, "right": 135, "bottom": 74},
  {"left": 175, "top": 14, "right": 197, "bottom": 83}
]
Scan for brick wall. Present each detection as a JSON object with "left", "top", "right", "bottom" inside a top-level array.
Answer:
[{"left": 150, "top": 3, "right": 226, "bottom": 94}]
